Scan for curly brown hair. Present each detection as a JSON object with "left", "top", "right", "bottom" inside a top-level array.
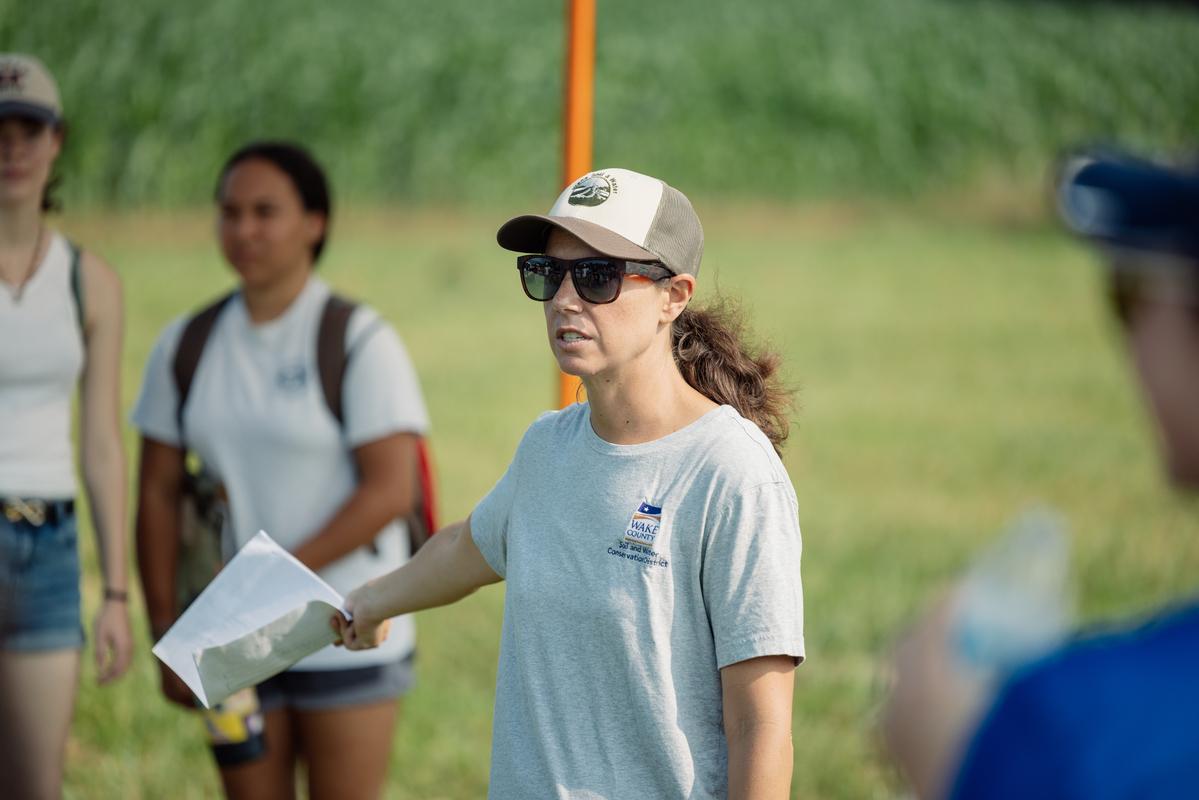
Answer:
[{"left": 672, "top": 297, "right": 795, "bottom": 454}]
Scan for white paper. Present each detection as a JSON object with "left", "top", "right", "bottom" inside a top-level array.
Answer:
[{"left": 152, "top": 530, "right": 347, "bottom": 708}]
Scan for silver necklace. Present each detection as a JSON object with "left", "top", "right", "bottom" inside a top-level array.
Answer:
[{"left": 2, "top": 226, "right": 46, "bottom": 303}]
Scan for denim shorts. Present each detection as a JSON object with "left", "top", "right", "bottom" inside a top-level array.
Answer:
[
  {"left": 256, "top": 651, "right": 416, "bottom": 713},
  {"left": 0, "top": 509, "right": 85, "bottom": 651}
]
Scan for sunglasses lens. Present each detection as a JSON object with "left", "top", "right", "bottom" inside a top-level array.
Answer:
[
  {"left": 572, "top": 259, "right": 623, "bottom": 303},
  {"left": 520, "top": 256, "right": 563, "bottom": 301}
]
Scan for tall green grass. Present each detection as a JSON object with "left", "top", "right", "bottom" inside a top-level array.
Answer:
[
  {"left": 57, "top": 198, "right": 1199, "bottom": 797},
  {"left": 6, "top": 0, "right": 1198, "bottom": 206}
]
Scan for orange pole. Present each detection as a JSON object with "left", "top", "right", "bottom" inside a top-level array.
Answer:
[{"left": 557, "top": 0, "right": 595, "bottom": 408}]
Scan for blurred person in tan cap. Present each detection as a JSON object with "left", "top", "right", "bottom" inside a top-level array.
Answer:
[
  {"left": 0, "top": 53, "right": 132, "bottom": 798},
  {"left": 882, "top": 151, "right": 1199, "bottom": 799},
  {"left": 334, "top": 168, "right": 807, "bottom": 799}
]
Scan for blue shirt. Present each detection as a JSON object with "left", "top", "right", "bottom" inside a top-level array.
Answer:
[{"left": 951, "top": 598, "right": 1199, "bottom": 799}]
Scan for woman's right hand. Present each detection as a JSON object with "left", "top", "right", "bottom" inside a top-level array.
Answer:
[
  {"left": 157, "top": 660, "right": 196, "bottom": 709},
  {"left": 332, "top": 583, "right": 392, "bottom": 651}
]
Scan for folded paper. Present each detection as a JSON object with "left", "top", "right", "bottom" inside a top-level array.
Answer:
[{"left": 152, "top": 531, "right": 347, "bottom": 708}]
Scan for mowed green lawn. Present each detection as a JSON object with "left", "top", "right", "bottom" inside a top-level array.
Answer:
[{"left": 59, "top": 197, "right": 1199, "bottom": 798}]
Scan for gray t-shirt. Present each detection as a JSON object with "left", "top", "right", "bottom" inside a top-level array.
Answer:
[{"left": 472, "top": 403, "right": 805, "bottom": 800}]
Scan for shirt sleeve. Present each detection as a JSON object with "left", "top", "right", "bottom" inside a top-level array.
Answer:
[
  {"left": 703, "top": 481, "right": 805, "bottom": 669},
  {"left": 469, "top": 414, "right": 552, "bottom": 579},
  {"left": 130, "top": 319, "right": 186, "bottom": 447},
  {"left": 342, "top": 309, "right": 430, "bottom": 447},
  {"left": 469, "top": 463, "right": 518, "bottom": 579}
]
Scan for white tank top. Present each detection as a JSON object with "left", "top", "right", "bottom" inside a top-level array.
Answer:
[{"left": 0, "top": 232, "right": 85, "bottom": 498}]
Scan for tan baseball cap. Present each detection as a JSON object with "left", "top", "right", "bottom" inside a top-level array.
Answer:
[
  {"left": 0, "top": 54, "right": 62, "bottom": 125},
  {"left": 497, "top": 167, "right": 705, "bottom": 277}
]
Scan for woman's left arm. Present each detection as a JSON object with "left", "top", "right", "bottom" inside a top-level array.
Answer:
[
  {"left": 292, "top": 431, "right": 418, "bottom": 571},
  {"left": 722, "top": 655, "right": 797, "bottom": 800},
  {"left": 79, "top": 251, "right": 132, "bottom": 685}
]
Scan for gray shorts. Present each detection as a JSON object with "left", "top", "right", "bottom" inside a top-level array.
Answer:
[{"left": 256, "top": 652, "right": 416, "bottom": 713}]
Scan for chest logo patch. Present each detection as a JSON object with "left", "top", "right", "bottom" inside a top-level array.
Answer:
[
  {"left": 607, "top": 500, "right": 669, "bottom": 569},
  {"left": 276, "top": 364, "right": 308, "bottom": 392},
  {"left": 624, "top": 501, "right": 662, "bottom": 546}
]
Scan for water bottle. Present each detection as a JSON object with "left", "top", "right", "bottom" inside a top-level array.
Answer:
[
  {"left": 200, "top": 686, "right": 266, "bottom": 766},
  {"left": 950, "top": 508, "right": 1074, "bottom": 682}
]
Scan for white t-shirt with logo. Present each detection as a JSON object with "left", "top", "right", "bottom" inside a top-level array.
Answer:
[
  {"left": 132, "top": 276, "right": 429, "bottom": 670},
  {"left": 471, "top": 403, "right": 805, "bottom": 799}
]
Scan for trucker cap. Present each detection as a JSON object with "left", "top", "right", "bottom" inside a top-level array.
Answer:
[
  {"left": 0, "top": 54, "right": 61, "bottom": 125},
  {"left": 497, "top": 168, "right": 704, "bottom": 277}
]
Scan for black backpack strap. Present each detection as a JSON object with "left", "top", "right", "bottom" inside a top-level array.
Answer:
[
  {"left": 317, "top": 294, "right": 358, "bottom": 426},
  {"left": 173, "top": 293, "right": 236, "bottom": 438},
  {"left": 66, "top": 240, "right": 85, "bottom": 341}
]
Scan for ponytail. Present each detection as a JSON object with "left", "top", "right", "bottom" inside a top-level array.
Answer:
[{"left": 672, "top": 298, "right": 794, "bottom": 454}]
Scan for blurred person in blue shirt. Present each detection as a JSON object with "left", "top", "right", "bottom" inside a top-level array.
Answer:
[{"left": 882, "top": 151, "right": 1199, "bottom": 800}]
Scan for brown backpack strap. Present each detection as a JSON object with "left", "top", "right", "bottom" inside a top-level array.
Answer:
[
  {"left": 173, "top": 293, "right": 236, "bottom": 438},
  {"left": 316, "top": 295, "right": 440, "bottom": 552},
  {"left": 317, "top": 294, "right": 358, "bottom": 426}
]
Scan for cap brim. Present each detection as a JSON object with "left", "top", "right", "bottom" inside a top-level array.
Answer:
[
  {"left": 497, "top": 215, "right": 661, "bottom": 265},
  {"left": 0, "top": 100, "right": 58, "bottom": 125},
  {"left": 1058, "top": 154, "right": 1199, "bottom": 260}
]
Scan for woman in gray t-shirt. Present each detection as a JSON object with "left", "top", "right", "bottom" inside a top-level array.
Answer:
[{"left": 337, "top": 168, "right": 804, "bottom": 799}]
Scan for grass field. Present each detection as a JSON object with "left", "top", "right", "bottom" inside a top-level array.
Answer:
[
  {"left": 54, "top": 192, "right": 1199, "bottom": 798},
  {"left": 8, "top": 0, "right": 1199, "bottom": 205}
]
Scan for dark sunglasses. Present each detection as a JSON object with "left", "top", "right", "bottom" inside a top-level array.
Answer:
[{"left": 516, "top": 255, "right": 675, "bottom": 304}]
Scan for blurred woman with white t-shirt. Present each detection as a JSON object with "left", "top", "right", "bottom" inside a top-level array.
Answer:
[{"left": 133, "top": 141, "right": 428, "bottom": 800}]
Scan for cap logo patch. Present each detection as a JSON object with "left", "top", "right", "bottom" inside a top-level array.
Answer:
[
  {"left": 568, "top": 174, "right": 613, "bottom": 207},
  {"left": 0, "top": 64, "right": 26, "bottom": 91}
]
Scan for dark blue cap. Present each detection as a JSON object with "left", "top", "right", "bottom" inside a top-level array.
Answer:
[{"left": 1057, "top": 152, "right": 1199, "bottom": 261}]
